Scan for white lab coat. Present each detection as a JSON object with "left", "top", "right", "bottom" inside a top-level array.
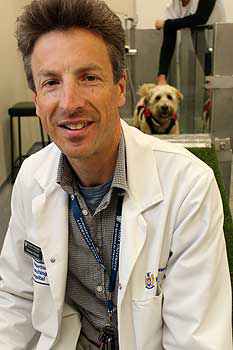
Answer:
[
  {"left": 163, "top": 0, "right": 226, "bottom": 24},
  {"left": 0, "top": 120, "right": 232, "bottom": 349}
]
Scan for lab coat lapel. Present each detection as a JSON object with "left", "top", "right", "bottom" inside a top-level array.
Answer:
[
  {"left": 118, "top": 121, "right": 164, "bottom": 305},
  {"left": 117, "top": 197, "right": 147, "bottom": 306},
  {"left": 32, "top": 146, "right": 68, "bottom": 315}
]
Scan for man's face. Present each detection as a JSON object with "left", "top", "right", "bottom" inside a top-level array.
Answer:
[{"left": 31, "top": 28, "right": 126, "bottom": 162}]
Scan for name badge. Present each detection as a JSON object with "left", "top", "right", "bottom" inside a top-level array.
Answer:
[{"left": 24, "top": 240, "right": 43, "bottom": 262}]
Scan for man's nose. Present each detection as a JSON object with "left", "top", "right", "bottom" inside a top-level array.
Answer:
[{"left": 60, "top": 80, "right": 85, "bottom": 111}]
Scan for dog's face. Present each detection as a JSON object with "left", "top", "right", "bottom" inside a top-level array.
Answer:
[{"left": 138, "top": 83, "right": 183, "bottom": 122}]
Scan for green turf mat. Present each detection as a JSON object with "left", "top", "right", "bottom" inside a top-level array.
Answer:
[{"left": 188, "top": 147, "right": 233, "bottom": 283}]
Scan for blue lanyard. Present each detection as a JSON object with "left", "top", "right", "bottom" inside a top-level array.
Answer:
[{"left": 70, "top": 193, "right": 123, "bottom": 316}]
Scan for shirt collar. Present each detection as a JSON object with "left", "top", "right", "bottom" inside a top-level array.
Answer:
[{"left": 56, "top": 131, "right": 128, "bottom": 196}]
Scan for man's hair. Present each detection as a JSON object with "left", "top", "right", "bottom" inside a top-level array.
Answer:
[{"left": 16, "top": 0, "right": 126, "bottom": 91}]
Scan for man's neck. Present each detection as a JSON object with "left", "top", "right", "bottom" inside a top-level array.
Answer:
[{"left": 68, "top": 138, "right": 121, "bottom": 187}]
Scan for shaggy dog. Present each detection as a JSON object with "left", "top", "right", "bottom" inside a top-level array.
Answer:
[{"left": 133, "top": 83, "right": 183, "bottom": 134}]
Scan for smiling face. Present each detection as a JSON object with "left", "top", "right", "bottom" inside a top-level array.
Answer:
[
  {"left": 31, "top": 28, "right": 126, "bottom": 165},
  {"left": 149, "top": 85, "right": 179, "bottom": 120},
  {"left": 140, "top": 84, "right": 182, "bottom": 121}
]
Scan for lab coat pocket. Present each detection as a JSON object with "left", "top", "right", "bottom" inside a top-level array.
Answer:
[
  {"left": 53, "top": 304, "right": 81, "bottom": 349},
  {"left": 33, "top": 304, "right": 81, "bottom": 350},
  {"left": 132, "top": 294, "right": 163, "bottom": 350}
]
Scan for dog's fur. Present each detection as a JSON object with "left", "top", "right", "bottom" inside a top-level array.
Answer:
[{"left": 133, "top": 83, "right": 183, "bottom": 135}]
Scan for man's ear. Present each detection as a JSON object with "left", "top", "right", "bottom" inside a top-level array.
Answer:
[
  {"left": 117, "top": 70, "right": 127, "bottom": 108},
  {"left": 32, "top": 91, "right": 40, "bottom": 116}
]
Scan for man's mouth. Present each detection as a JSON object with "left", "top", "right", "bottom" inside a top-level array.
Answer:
[{"left": 59, "top": 121, "right": 91, "bottom": 131}]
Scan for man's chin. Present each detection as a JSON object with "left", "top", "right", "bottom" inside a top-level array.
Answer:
[{"left": 65, "top": 147, "right": 95, "bottom": 162}]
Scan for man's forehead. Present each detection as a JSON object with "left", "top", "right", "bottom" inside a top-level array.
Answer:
[
  {"left": 31, "top": 28, "right": 112, "bottom": 76},
  {"left": 32, "top": 27, "right": 107, "bottom": 51},
  {"left": 35, "top": 63, "right": 104, "bottom": 77}
]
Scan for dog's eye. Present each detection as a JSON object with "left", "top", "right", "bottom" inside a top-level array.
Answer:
[
  {"left": 167, "top": 94, "right": 173, "bottom": 100},
  {"left": 155, "top": 95, "right": 161, "bottom": 101}
]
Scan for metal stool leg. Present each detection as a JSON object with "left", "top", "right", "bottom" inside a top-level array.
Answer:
[
  {"left": 10, "top": 117, "right": 14, "bottom": 183},
  {"left": 18, "top": 116, "right": 22, "bottom": 166}
]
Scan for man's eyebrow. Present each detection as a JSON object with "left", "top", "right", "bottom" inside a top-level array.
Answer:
[
  {"left": 37, "top": 70, "right": 59, "bottom": 79},
  {"left": 37, "top": 64, "right": 104, "bottom": 78},
  {"left": 76, "top": 63, "right": 103, "bottom": 73}
]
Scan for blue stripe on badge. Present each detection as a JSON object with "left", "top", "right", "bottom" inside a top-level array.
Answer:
[
  {"left": 32, "top": 277, "right": 49, "bottom": 286},
  {"left": 33, "top": 260, "right": 49, "bottom": 286}
]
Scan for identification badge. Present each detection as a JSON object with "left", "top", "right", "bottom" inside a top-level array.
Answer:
[
  {"left": 98, "top": 325, "right": 115, "bottom": 350},
  {"left": 33, "top": 259, "right": 49, "bottom": 286},
  {"left": 24, "top": 240, "right": 43, "bottom": 262}
]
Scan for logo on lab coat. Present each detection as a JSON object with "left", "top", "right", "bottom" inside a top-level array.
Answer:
[{"left": 145, "top": 272, "right": 157, "bottom": 289}]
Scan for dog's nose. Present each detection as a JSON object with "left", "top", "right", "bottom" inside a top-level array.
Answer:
[{"left": 161, "top": 105, "right": 169, "bottom": 113}]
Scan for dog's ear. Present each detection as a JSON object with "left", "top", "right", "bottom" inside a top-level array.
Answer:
[
  {"left": 176, "top": 89, "right": 183, "bottom": 102},
  {"left": 137, "top": 83, "right": 155, "bottom": 98}
]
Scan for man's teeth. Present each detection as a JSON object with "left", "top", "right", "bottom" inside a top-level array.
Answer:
[{"left": 65, "top": 122, "right": 87, "bottom": 130}]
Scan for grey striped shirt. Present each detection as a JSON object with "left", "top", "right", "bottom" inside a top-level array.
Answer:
[{"left": 56, "top": 134, "right": 128, "bottom": 349}]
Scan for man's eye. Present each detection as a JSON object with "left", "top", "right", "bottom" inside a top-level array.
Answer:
[
  {"left": 82, "top": 74, "right": 100, "bottom": 82},
  {"left": 85, "top": 75, "right": 97, "bottom": 81},
  {"left": 43, "top": 80, "right": 59, "bottom": 87}
]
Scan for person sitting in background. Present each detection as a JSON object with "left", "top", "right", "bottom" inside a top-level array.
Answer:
[
  {"left": 155, "top": 0, "right": 226, "bottom": 85},
  {"left": 0, "top": 0, "right": 231, "bottom": 349}
]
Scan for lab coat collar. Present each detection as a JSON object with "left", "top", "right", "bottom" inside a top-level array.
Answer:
[
  {"left": 121, "top": 119, "right": 163, "bottom": 212},
  {"left": 33, "top": 120, "right": 164, "bottom": 212},
  {"left": 34, "top": 143, "right": 61, "bottom": 194}
]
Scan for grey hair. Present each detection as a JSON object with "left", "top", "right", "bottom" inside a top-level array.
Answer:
[{"left": 16, "top": 0, "right": 126, "bottom": 91}]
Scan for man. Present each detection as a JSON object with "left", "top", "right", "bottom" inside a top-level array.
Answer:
[
  {"left": 155, "top": 0, "right": 226, "bottom": 84},
  {"left": 0, "top": 0, "right": 232, "bottom": 349}
]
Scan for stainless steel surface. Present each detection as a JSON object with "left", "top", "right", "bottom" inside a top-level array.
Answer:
[
  {"left": 214, "top": 137, "right": 232, "bottom": 151},
  {"left": 192, "top": 29, "right": 207, "bottom": 132},
  {"left": 210, "top": 23, "right": 233, "bottom": 140},
  {"left": 214, "top": 138, "right": 233, "bottom": 198},
  {"left": 157, "top": 133, "right": 212, "bottom": 148},
  {"left": 213, "top": 23, "right": 233, "bottom": 76},
  {"left": 206, "top": 75, "right": 233, "bottom": 89},
  {"left": 211, "top": 88, "right": 233, "bottom": 139},
  {"left": 125, "top": 46, "right": 138, "bottom": 56},
  {"left": 158, "top": 134, "right": 232, "bottom": 198}
]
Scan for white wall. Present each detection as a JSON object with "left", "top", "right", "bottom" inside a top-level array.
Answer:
[
  {"left": 105, "top": 0, "right": 136, "bottom": 19},
  {"left": 225, "top": 0, "right": 233, "bottom": 22},
  {"left": 136, "top": 0, "right": 167, "bottom": 29},
  {"left": 0, "top": 0, "right": 40, "bottom": 186},
  {"left": 136, "top": 0, "right": 233, "bottom": 29}
]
